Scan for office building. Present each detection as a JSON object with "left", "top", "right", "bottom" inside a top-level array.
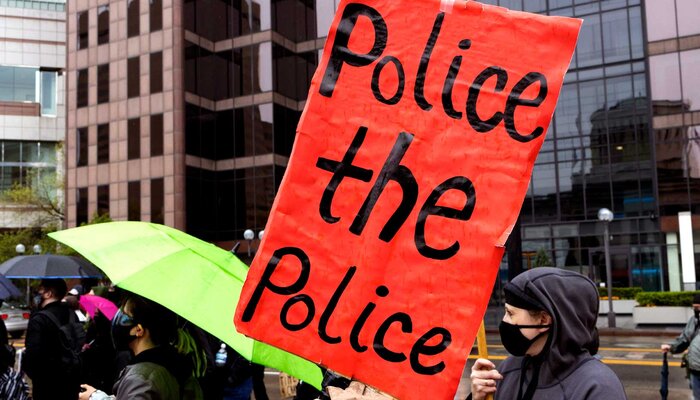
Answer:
[
  {"left": 0, "top": 0, "right": 65, "bottom": 229},
  {"left": 65, "top": 0, "right": 699, "bottom": 290}
]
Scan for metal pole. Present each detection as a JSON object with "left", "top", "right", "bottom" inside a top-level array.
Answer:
[{"left": 604, "top": 222, "right": 616, "bottom": 328}]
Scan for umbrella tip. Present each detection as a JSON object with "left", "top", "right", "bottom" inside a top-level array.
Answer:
[{"left": 230, "top": 242, "right": 240, "bottom": 254}]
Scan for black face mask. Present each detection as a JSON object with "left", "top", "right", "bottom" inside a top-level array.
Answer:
[
  {"left": 111, "top": 309, "right": 138, "bottom": 351},
  {"left": 499, "top": 321, "right": 551, "bottom": 356},
  {"left": 695, "top": 309, "right": 700, "bottom": 320}
]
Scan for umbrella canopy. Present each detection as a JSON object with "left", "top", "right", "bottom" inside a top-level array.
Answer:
[
  {"left": 49, "top": 221, "right": 322, "bottom": 389},
  {"left": 660, "top": 352, "right": 668, "bottom": 400},
  {"left": 0, "top": 274, "right": 21, "bottom": 300},
  {"left": 0, "top": 254, "right": 103, "bottom": 278},
  {"left": 80, "top": 294, "right": 118, "bottom": 321}
]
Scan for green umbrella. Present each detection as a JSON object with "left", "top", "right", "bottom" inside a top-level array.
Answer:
[{"left": 49, "top": 221, "right": 322, "bottom": 388}]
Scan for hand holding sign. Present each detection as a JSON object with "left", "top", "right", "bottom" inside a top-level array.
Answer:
[{"left": 235, "top": 1, "right": 581, "bottom": 399}]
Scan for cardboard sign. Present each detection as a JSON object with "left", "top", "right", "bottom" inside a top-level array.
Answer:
[{"left": 235, "top": 1, "right": 581, "bottom": 398}]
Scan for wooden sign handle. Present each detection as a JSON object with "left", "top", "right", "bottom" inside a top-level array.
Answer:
[{"left": 476, "top": 320, "right": 494, "bottom": 400}]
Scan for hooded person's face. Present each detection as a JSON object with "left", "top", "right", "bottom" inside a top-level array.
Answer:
[{"left": 500, "top": 304, "right": 551, "bottom": 356}]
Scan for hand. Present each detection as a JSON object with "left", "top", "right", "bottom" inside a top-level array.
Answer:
[
  {"left": 661, "top": 344, "right": 671, "bottom": 353},
  {"left": 470, "top": 358, "right": 503, "bottom": 400},
  {"left": 78, "top": 384, "right": 96, "bottom": 400}
]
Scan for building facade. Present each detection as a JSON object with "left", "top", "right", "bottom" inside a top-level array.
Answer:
[
  {"left": 0, "top": 0, "right": 65, "bottom": 229},
  {"left": 65, "top": 0, "right": 699, "bottom": 290}
]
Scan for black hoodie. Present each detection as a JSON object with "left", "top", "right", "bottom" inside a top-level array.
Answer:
[{"left": 494, "top": 268, "right": 626, "bottom": 400}]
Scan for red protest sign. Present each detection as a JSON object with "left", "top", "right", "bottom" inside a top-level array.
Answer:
[{"left": 235, "top": 1, "right": 581, "bottom": 399}]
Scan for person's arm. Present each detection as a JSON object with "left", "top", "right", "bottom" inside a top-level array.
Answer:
[
  {"left": 662, "top": 318, "right": 696, "bottom": 354},
  {"left": 109, "top": 372, "right": 158, "bottom": 400},
  {"left": 469, "top": 358, "right": 503, "bottom": 400}
]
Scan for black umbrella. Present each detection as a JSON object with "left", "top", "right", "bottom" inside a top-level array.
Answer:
[
  {"left": 660, "top": 352, "right": 668, "bottom": 400},
  {"left": 0, "top": 255, "right": 103, "bottom": 278},
  {"left": 0, "top": 274, "right": 21, "bottom": 299}
]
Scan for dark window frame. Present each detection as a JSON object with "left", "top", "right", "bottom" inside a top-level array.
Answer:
[
  {"left": 97, "top": 64, "right": 109, "bottom": 104},
  {"left": 128, "top": 57, "right": 140, "bottom": 98},
  {"left": 128, "top": 118, "right": 141, "bottom": 160},
  {"left": 97, "top": 124, "right": 110, "bottom": 164},
  {"left": 150, "top": 114, "right": 164, "bottom": 156},
  {"left": 127, "top": 0, "right": 140, "bottom": 37},
  {"left": 76, "top": 127, "right": 88, "bottom": 167},
  {"left": 97, "top": 5, "right": 110, "bottom": 45},
  {"left": 150, "top": 51, "right": 163, "bottom": 93}
]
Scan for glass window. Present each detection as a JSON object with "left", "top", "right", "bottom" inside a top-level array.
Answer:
[
  {"left": 523, "top": 0, "right": 546, "bottom": 12},
  {"left": 98, "top": 64, "right": 109, "bottom": 104},
  {"left": 128, "top": 181, "right": 141, "bottom": 221},
  {"left": 677, "top": 0, "right": 700, "bottom": 37},
  {"left": 76, "top": 188, "right": 88, "bottom": 226},
  {"left": 629, "top": 7, "right": 643, "bottom": 59},
  {"left": 680, "top": 50, "right": 700, "bottom": 111},
  {"left": 644, "top": 0, "right": 676, "bottom": 41},
  {"left": 576, "top": 14, "right": 602, "bottom": 68},
  {"left": 649, "top": 54, "right": 681, "bottom": 101},
  {"left": 128, "top": 0, "right": 140, "bottom": 37},
  {"left": 150, "top": 52, "right": 163, "bottom": 93},
  {"left": 150, "top": 0, "right": 162, "bottom": 32},
  {"left": 4, "top": 142, "right": 20, "bottom": 162},
  {"left": 97, "top": 184, "right": 109, "bottom": 216},
  {"left": 601, "top": 9, "right": 630, "bottom": 63},
  {"left": 128, "top": 118, "right": 141, "bottom": 159},
  {"left": 272, "top": 0, "right": 316, "bottom": 41},
  {"left": 77, "top": 128, "right": 88, "bottom": 167},
  {"left": 97, "top": 5, "right": 109, "bottom": 45},
  {"left": 151, "top": 114, "right": 164, "bottom": 156},
  {"left": 151, "top": 177, "right": 164, "bottom": 224},
  {"left": 0, "top": 66, "right": 37, "bottom": 102},
  {"left": 97, "top": 124, "right": 109, "bottom": 164},
  {"left": 554, "top": 83, "right": 579, "bottom": 139},
  {"left": 77, "top": 11, "right": 88, "bottom": 49},
  {"left": 40, "top": 71, "right": 57, "bottom": 115},
  {"left": 531, "top": 163, "right": 558, "bottom": 221},
  {"left": 128, "top": 57, "right": 140, "bottom": 98},
  {"left": 77, "top": 68, "right": 88, "bottom": 107}
]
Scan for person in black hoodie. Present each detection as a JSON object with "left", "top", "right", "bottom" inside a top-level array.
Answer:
[
  {"left": 469, "top": 267, "right": 626, "bottom": 400},
  {"left": 78, "top": 294, "right": 203, "bottom": 400},
  {"left": 24, "top": 278, "right": 81, "bottom": 400}
]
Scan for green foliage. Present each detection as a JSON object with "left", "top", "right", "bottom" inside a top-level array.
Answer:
[
  {"left": 635, "top": 291, "right": 700, "bottom": 307},
  {"left": 598, "top": 287, "right": 643, "bottom": 299},
  {"left": 533, "top": 248, "right": 552, "bottom": 268},
  {"left": 0, "top": 168, "right": 64, "bottom": 225}
]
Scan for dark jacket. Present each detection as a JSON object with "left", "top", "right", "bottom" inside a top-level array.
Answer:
[
  {"left": 92, "top": 346, "right": 203, "bottom": 400},
  {"left": 494, "top": 268, "right": 626, "bottom": 400},
  {"left": 23, "top": 301, "right": 80, "bottom": 400}
]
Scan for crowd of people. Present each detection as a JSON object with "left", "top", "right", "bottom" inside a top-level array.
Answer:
[
  {"left": 0, "top": 278, "right": 296, "bottom": 400},
  {"left": 7, "top": 268, "right": 700, "bottom": 399}
]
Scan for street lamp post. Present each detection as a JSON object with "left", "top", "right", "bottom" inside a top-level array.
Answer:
[
  {"left": 15, "top": 243, "right": 43, "bottom": 305},
  {"left": 243, "top": 229, "right": 255, "bottom": 258},
  {"left": 598, "top": 208, "right": 615, "bottom": 328}
]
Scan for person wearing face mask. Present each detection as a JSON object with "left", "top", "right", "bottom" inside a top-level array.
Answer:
[
  {"left": 78, "top": 293, "right": 203, "bottom": 400},
  {"left": 24, "top": 278, "right": 83, "bottom": 400},
  {"left": 469, "top": 267, "right": 626, "bottom": 400},
  {"left": 661, "top": 294, "right": 700, "bottom": 399}
]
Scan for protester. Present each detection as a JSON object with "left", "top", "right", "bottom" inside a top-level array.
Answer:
[
  {"left": 0, "top": 330, "right": 29, "bottom": 400},
  {"left": 81, "top": 310, "right": 121, "bottom": 392},
  {"left": 661, "top": 293, "right": 700, "bottom": 398},
  {"left": 469, "top": 267, "right": 626, "bottom": 400},
  {"left": 78, "top": 293, "right": 203, "bottom": 400},
  {"left": 24, "top": 278, "right": 84, "bottom": 400}
]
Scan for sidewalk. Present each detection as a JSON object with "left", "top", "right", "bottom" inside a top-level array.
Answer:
[{"left": 481, "top": 305, "right": 683, "bottom": 337}]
